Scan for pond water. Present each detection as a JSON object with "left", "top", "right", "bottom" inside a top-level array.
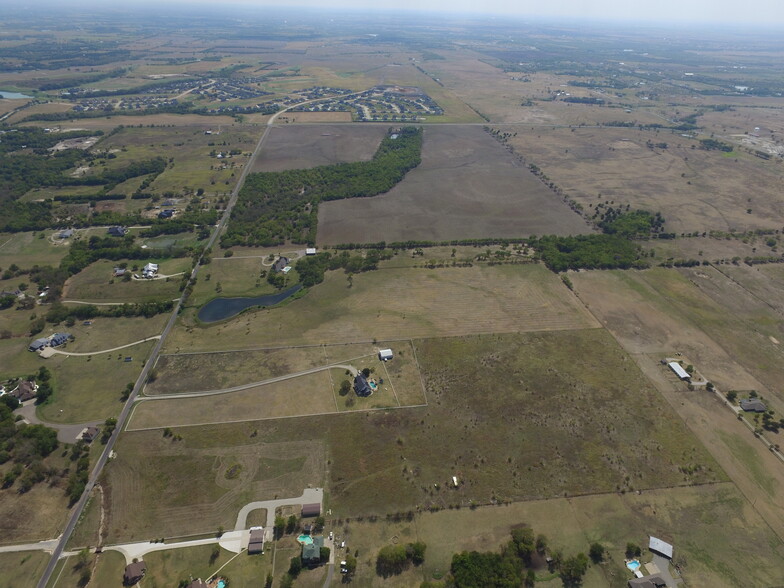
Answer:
[
  {"left": 197, "top": 283, "right": 302, "bottom": 323},
  {"left": 0, "top": 91, "right": 32, "bottom": 99}
]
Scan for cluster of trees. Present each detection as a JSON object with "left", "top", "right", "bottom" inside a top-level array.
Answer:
[
  {"left": 597, "top": 209, "right": 665, "bottom": 238},
  {"left": 0, "top": 128, "right": 102, "bottom": 156},
  {"left": 0, "top": 391, "right": 59, "bottom": 494},
  {"left": 44, "top": 300, "right": 174, "bottom": 324},
  {"left": 531, "top": 234, "right": 646, "bottom": 272},
  {"left": 60, "top": 235, "right": 189, "bottom": 277},
  {"left": 446, "top": 527, "right": 590, "bottom": 588},
  {"left": 66, "top": 441, "right": 90, "bottom": 505},
  {"left": 699, "top": 138, "right": 733, "bottom": 152},
  {"left": 375, "top": 541, "right": 427, "bottom": 577},
  {"left": 222, "top": 127, "right": 423, "bottom": 247},
  {"left": 295, "top": 249, "right": 392, "bottom": 287}
]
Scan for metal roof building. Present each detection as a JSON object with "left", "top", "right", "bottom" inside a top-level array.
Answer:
[
  {"left": 667, "top": 361, "right": 691, "bottom": 381},
  {"left": 378, "top": 348, "right": 393, "bottom": 361},
  {"left": 301, "top": 503, "right": 321, "bottom": 518},
  {"left": 248, "top": 526, "right": 265, "bottom": 554},
  {"left": 648, "top": 536, "right": 673, "bottom": 559}
]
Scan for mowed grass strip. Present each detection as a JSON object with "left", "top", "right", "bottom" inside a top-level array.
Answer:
[{"left": 167, "top": 263, "right": 599, "bottom": 352}]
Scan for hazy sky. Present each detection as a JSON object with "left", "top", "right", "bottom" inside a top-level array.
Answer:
[
  {"left": 8, "top": 0, "right": 784, "bottom": 27},
  {"left": 147, "top": 0, "right": 784, "bottom": 26}
]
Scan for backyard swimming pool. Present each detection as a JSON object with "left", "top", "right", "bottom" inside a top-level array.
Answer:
[{"left": 626, "top": 560, "right": 641, "bottom": 571}]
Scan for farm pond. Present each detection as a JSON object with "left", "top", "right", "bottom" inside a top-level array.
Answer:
[{"left": 197, "top": 284, "right": 302, "bottom": 322}]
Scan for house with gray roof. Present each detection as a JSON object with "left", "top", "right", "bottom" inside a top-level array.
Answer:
[{"left": 740, "top": 398, "right": 767, "bottom": 413}]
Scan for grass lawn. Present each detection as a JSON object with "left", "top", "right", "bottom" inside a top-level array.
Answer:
[
  {"left": 0, "top": 231, "right": 71, "bottom": 268},
  {"left": 0, "top": 551, "right": 51, "bottom": 588},
  {"left": 62, "top": 258, "right": 191, "bottom": 303},
  {"left": 190, "top": 256, "right": 298, "bottom": 307}
]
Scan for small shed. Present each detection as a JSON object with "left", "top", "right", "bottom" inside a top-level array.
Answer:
[
  {"left": 667, "top": 362, "right": 691, "bottom": 381},
  {"left": 123, "top": 560, "right": 147, "bottom": 585},
  {"left": 648, "top": 536, "right": 673, "bottom": 559},
  {"left": 306, "top": 248, "right": 317, "bottom": 256},
  {"left": 248, "top": 526, "right": 265, "bottom": 554},
  {"left": 301, "top": 503, "right": 321, "bottom": 518},
  {"left": 378, "top": 348, "right": 393, "bottom": 361}
]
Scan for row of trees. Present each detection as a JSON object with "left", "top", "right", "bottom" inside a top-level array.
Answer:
[
  {"left": 295, "top": 249, "right": 392, "bottom": 288},
  {"left": 222, "top": 127, "right": 423, "bottom": 247}
]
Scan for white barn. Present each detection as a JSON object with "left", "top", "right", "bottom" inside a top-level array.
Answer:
[
  {"left": 378, "top": 348, "right": 393, "bottom": 361},
  {"left": 668, "top": 361, "right": 690, "bottom": 381}
]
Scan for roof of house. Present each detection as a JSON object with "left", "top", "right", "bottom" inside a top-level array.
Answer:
[
  {"left": 50, "top": 333, "right": 70, "bottom": 346},
  {"left": 740, "top": 398, "right": 767, "bottom": 412},
  {"left": 378, "top": 348, "right": 393, "bottom": 358},
  {"left": 628, "top": 575, "right": 667, "bottom": 588},
  {"left": 82, "top": 426, "right": 101, "bottom": 441},
  {"left": 301, "top": 503, "right": 321, "bottom": 517},
  {"left": 12, "top": 380, "right": 37, "bottom": 401},
  {"left": 108, "top": 226, "right": 127, "bottom": 236},
  {"left": 354, "top": 374, "right": 372, "bottom": 397},
  {"left": 186, "top": 580, "right": 209, "bottom": 588},
  {"left": 273, "top": 257, "right": 289, "bottom": 272},
  {"left": 29, "top": 337, "right": 49, "bottom": 350},
  {"left": 123, "top": 561, "right": 147, "bottom": 583},
  {"left": 648, "top": 536, "right": 673, "bottom": 558}
]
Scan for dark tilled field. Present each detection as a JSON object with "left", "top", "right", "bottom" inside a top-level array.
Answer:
[
  {"left": 316, "top": 125, "right": 592, "bottom": 244},
  {"left": 251, "top": 124, "right": 388, "bottom": 172}
]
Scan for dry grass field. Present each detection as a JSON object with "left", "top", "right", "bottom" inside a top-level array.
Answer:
[
  {"left": 100, "top": 429, "right": 327, "bottom": 542},
  {"left": 569, "top": 268, "right": 784, "bottom": 545},
  {"left": 105, "top": 328, "right": 723, "bottom": 544},
  {"left": 502, "top": 126, "right": 784, "bottom": 234},
  {"left": 317, "top": 126, "right": 592, "bottom": 244},
  {"left": 0, "top": 231, "right": 72, "bottom": 268},
  {"left": 168, "top": 263, "right": 599, "bottom": 352},
  {"left": 338, "top": 482, "right": 784, "bottom": 588},
  {"left": 0, "top": 552, "right": 51, "bottom": 588},
  {"left": 251, "top": 124, "right": 387, "bottom": 172}
]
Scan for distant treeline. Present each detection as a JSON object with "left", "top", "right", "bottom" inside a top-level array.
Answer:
[{"left": 222, "top": 127, "right": 423, "bottom": 247}]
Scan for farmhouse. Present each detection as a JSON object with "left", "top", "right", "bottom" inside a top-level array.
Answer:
[
  {"left": 11, "top": 380, "right": 38, "bottom": 402},
  {"left": 301, "top": 503, "right": 321, "bottom": 518},
  {"left": 353, "top": 373, "right": 372, "bottom": 397},
  {"left": 123, "top": 560, "right": 146, "bottom": 585},
  {"left": 648, "top": 536, "right": 673, "bottom": 559},
  {"left": 378, "top": 348, "right": 393, "bottom": 361},
  {"left": 142, "top": 263, "right": 159, "bottom": 279},
  {"left": 50, "top": 332, "right": 70, "bottom": 347},
  {"left": 628, "top": 575, "right": 667, "bottom": 588},
  {"left": 302, "top": 535, "right": 324, "bottom": 566},
  {"left": 248, "top": 526, "right": 265, "bottom": 554},
  {"left": 272, "top": 256, "right": 289, "bottom": 272},
  {"left": 107, "top": 226, "right": 128, "bottom": 237},
  {"left": 667, "top": 361, "right": 691, "bottom": 381},
  {"left": 740, "top": 398, "right": 767, "bottom": 413}
]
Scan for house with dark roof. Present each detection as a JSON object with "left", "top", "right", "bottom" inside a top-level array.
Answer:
[
  {"left": 628, "top": 575, "right": 667, "bottom": 588},
  {"left": 354, "top": 373, "right": 372, "bottom": 397},
  {"left": 272, "top": 256, "right": 289, "bottom": 272},
  {"left": 186, "top": 580, "right": 208, "bottom": 588},
  {"left": 158, "top": 209, "right": 175, "bottom": 219},
  {"left": 29, "top": 337, "right": 50, "bottom": 352},
  {"left": 248, "top": 527, "right": 265, "bottom": 554},
  {"left": 11, "top": 380, "right": 38, "bottom": 402},
  {"left": 123, "top": 561, "right": 146, "bottom": 585},
  {"left": 108, "top": 226, "right": 128, "bottom": 237},
  {"left": 50, "top": 333, "right": 70, "bottom": 348},
  {"left": 80, "top": 426, "right": 101, "bottom": 443},
  {"left": 302, "top": 536, "right": 324, "bottom": 566},
  {"left": 740, "top": 398, "right": 767, "bottom": 413}
]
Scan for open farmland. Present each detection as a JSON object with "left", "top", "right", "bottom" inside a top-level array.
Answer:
[
  {"left": 168, "top": 262, "right": 599, "bottom": 352},
  {"left": 338, "top": 482, "right": 783, "bottom": 588},
  {"left": 569, "top": 268, "right": 784, "bottom": 543},
  {"left": 501, "top": 126, "right": 784, "bottom": 234},
  {"left": 251, "top": 124, "right": 388, "bottom": 172},
  {"left": 103, "top": 327, "right": 724, "bottom": 543},
  {"left": 317, "top": 126, "right": 592, "bottom": 244}
]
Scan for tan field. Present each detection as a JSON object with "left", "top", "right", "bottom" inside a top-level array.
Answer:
[{"left": 317, "top": 126, "right": 592, "bottom": 244}]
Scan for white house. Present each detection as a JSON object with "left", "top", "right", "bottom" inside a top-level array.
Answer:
[
  {"left": 142, "top": 263, "right": 159, "bottom": 279},
  {"left": 378, "top": 348, "right": 393, "bottom": 361}
]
